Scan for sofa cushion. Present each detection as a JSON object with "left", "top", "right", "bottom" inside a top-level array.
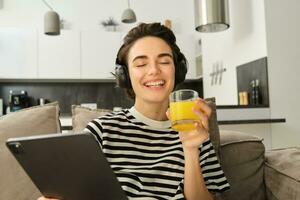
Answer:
[
  {"left": 71, "top": 105, "right": 111, "bottom": 133},
  {"left": 205, "top": 97, "right": 221, "bottom": 160},
  {"left": 0, "top": 102, "right": 61, "bottom": 200},
  {"left": 265, "top": 147, "right": 300, "bottom": 200},
  {"left": 218, "top": 130, "right": 265, "bottom": 200}
]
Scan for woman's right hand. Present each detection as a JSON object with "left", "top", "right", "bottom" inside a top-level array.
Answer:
[{"left": 38, "top": 197, "right": 60, "bottom": 200}]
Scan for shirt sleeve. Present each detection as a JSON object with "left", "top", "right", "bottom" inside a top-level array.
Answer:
[
  {"left": 199, "top": 139, "right": 230, "bottom": 193},
  {"left": 84, "top": 118, "right": 104, "bottom": 148}
]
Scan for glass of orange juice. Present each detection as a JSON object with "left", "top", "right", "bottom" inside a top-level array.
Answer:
[{"left": 169, "top": 89, "right": 200, "bottom": 132}]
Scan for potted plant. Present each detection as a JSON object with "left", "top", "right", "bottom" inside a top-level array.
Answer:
[{"left": 100, "top": 17, "right": 119, "bottom": 31}]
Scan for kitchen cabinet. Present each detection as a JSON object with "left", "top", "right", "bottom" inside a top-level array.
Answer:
[
  {"left": 0, "top": 28, "right": 38, "bottom": 79},
  {"left": 176, "top": 34, "right": 199, "bottom": 79},
  {"left": 38, "top": 30, "right": 81, "bottom": 79},
  {"left": 81, "top": 31, "right": 121, "bottom": 79},
  {"left": 0, "top": 28, "right": 200, "bottom": 80}
]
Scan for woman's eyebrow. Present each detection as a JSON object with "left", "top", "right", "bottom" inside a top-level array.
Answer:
[
  {"left": 132, "top": 55, "right": 147, "bottom": 63},
  {"left": 132, "top": 53, "right": 173, "bottom": 63},
  {"left": 158, "top": 53, "right": 173, "bottom": 59}
]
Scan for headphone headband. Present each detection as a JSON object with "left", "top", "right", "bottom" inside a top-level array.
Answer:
[{"left": 114, "top": 40, "right": 187, "bottom": 89}]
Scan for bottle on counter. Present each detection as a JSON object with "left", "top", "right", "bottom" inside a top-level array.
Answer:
[
  {"left": 243, "top": 91, "right": 249, "bottom": 105},
  {"left": 6, "top": 90, "right": 13, "bottom": 114},
  {"left": 239, "top": 91, "right": 249, "bottom": 106},
  {"left": 239, "top": 92, "right": 244, "bottom": 105},
  {"left": 250, "top": 80, "right": 256, "bottom": 105},
  {"left": 255, "top": 79, "right": 262, "bottom": 105}
]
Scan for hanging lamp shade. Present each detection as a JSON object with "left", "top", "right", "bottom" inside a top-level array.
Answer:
[
  {"left": 121, "top": 0, "right": 136, "bottom": 23},
  {"left": 122, "top": 8, "right": 136, "bottom": 23},
  {"left": 44, "top": 10, "right": 60, "bottom": 35},
  {"left": 194, "top": 0, "right": 230, "bottom": 32}
]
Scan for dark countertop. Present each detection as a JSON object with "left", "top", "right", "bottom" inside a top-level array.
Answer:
[
  {"left": 217, "top": 105, "right": 269, "bottom": 109},
  {"left": 62, "top": 118, "right": 286, "bottom": 130},
  {"left": 218, "top": 118, "right": 286, "bottom": 125}
]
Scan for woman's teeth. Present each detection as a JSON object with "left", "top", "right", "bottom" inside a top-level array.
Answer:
[{"left": 145, "top": 80, "right": 165, "bottom": 87}]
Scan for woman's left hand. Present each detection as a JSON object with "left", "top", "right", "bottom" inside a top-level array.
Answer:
[{"left": 167, "top": 98, "right": 212, "bottom": 152}]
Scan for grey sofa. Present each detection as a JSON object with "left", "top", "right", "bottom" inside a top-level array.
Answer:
[
  {"left": 1, "top": 103, "right": 299, "bottom": 200},
  {"left": 217, "top": 130, "right": 300, "bottom": 200}
]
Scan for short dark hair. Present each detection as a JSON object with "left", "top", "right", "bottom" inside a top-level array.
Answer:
[{"left": 116, "top": 22, "right": 187, "bottom": 100}]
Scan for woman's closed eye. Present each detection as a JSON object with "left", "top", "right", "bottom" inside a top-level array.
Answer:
[
  {"left": 158, "top": 57, "right": 172, "bottom": 65},
  {"left": 159, "top": 61, "right": 171, "bottom": 65},
  {"left": 136, "top": 63, "right": 146, "bottom": 67},
  {"left": 133, "top": 61, "right": 147, "bottom": 67}
]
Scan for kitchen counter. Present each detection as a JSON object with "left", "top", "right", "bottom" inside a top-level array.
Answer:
[
  {"left": 216, "top": 106, "right": 285, "bottom": 125},
  {"left": 218, "top": 118, "right": 285, "bottom": 125},
  {"left": 60, "top": 110, "right": 286, "bottom": 131}
]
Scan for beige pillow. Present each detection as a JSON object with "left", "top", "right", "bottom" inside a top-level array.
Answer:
[
  {"left": 0, "top": 102, "right": 61, "bottom": 200},
  {"left": 72, "top": 105, "right": 111, "bottom": 133}
]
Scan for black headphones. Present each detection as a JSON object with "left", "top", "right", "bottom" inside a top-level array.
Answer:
[{"left": 114, "top": 44, "right": 188, "bottom": 89}]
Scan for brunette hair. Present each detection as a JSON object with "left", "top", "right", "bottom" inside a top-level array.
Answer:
[{"left": 115, "top": 22, "right": 187, "bottom": 99}]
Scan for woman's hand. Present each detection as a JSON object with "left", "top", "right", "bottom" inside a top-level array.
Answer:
[
  {"left": 38, "top": 197, "right": 60, "bottom": 200},
  {"left": 167, "top": 98, "right": 212, "bottom": 152}
]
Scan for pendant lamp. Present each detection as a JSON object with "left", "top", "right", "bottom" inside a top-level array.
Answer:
[
  {"left": 194, "top": 0, "right": 230, "bottom": 33},
  {"left": 121, "top": 0, "right": 137, "bottom": 23},
  {"left": 42, "top": 0, "right": 60, "bottom": 35}
]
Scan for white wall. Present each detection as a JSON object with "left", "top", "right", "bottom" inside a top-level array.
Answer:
[
  {"left": 220, "top": 124, "right": 272, "bottom": 150},
  {"left": 264, "top": 0, "right": 300, "bottom": 148},
  {"left": 0, "top": 0, "right": 202, "bottom": 79},
  {"left": 0, "top": 0, "right": 196, "bottom": 34},
  {"left": 200, "top": 0, "right": 268, "bottom": 105}
]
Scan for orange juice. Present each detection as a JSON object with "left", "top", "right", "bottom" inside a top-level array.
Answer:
[{"left": 170, "top": 100, "right": 199, "bottom": 132}]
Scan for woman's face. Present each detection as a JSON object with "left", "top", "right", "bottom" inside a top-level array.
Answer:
[{"left": 127, "top": 36, "right": 175, "bottom": 105}]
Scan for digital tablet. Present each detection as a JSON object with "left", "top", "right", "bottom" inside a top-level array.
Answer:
[{"left": 6, "top": 132, "right": 128, "bottom": 200}]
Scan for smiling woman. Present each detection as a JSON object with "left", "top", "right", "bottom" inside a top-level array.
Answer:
[
  {"left": 127, "top": 36, "right": 176, "bottom": 112},
  {"left": 39, "top": 22, "right": 229, "bottom": 200}
]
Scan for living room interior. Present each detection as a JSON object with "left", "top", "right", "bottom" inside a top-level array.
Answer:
[{"left": 0, "top": 0, "right": 299, "bottom": 200}]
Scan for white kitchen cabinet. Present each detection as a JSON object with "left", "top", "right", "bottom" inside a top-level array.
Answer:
[
  {"left": 38, "top": 30, "right": 81, "bottom": 79},
  {"left": 0, "top": 28, "right": 37, "bottom": 79},
  {"left": 176, "top": 34, "right": 199, "bottom": 79},
  {"left": 81, "top": 31, "right": 121, "bottom": 79}
]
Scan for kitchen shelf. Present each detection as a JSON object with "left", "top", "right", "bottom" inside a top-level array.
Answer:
[
  {"left": 217, "top": 104, "right": 269, "bottom": 109},
  {"left": 61, "top": 118, "right": 286, "bottom": 131},
  {"left": 218, "top": 118, "right": 286, "bottom": 125}
]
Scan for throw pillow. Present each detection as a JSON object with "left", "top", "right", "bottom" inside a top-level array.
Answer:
[
  {"left": 205, "top": 97, "right": 221, "bottom": 160},
  {"left": 218, "top": 130, "right": 265, "bottom": 200},
  {"left": 0, "top": 102, "right": 61, "bottom": 200},
  {"left": 72, "top": 105, "right": 111, "bottom": 133}
]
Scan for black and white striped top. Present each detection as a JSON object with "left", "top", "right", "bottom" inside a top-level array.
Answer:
[{"left": 85, "top": 107, "right": 230, "bottom": 200}]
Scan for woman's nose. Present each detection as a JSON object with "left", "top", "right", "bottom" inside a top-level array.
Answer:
[{"left": 148, "top": 61, "right": 161, "bottom": 75}]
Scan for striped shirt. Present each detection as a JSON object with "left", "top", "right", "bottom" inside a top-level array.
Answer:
[{"left": 85, "top": 107, "right": 230, "bottom": 200}]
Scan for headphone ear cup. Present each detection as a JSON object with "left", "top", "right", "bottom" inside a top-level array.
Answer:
[
  {"left": 175, "top": 53, "right": 187, "bottom": 84},
  {"left": 115, "top": 64, "right": 130, "bottom": 88}
]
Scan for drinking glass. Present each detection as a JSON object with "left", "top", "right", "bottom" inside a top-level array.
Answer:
[{"left": 169, "top": 89, "right": 200, "bottom": 132}]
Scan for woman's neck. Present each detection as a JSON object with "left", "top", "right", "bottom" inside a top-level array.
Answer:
[{"left": 134, "top": 100, "right": 169, "bottom": 121}]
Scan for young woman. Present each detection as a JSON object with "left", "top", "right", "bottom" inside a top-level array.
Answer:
[{"left": 39, "top": 22, "right": 229, "bottom": 200}]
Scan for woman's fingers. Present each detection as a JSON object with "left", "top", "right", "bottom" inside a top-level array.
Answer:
[
  {"left": 196, "top": 98, "right": 212, "bottom": 117},
  {"left": 192, "top": 107, "right": 209, "bottom": 131}
]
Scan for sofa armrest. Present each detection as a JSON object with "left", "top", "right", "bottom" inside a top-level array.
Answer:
[{"left": 217, "top": 130, "right": 266, "bottom": 200}]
